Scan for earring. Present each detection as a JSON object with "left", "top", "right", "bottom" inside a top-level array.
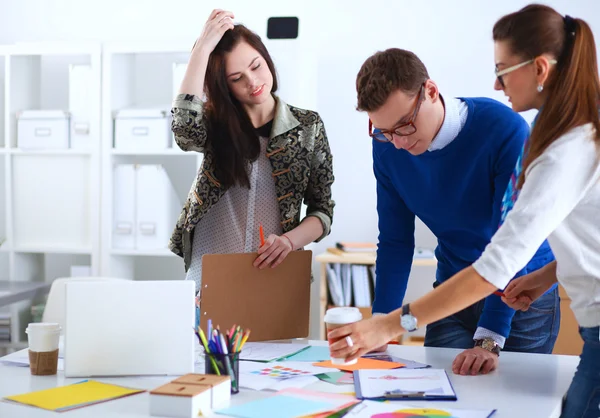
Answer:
[{"left": 537, "top": 84, "right": 544, "bottom": 93}]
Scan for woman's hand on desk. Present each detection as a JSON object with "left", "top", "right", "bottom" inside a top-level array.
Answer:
[
  {"left": 328, "top": 315, "right": 401, "bottom": 363},
  {"left": 501, "top": 270, "right": 556, "bottom": 311},
  {"left": 254, "top": 234, "right": 294, "bottom": 269}
]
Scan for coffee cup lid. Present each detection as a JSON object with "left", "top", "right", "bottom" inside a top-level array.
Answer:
[
  {"left": 26, "top": 323, "right": 61, "bottom": 333},
  {"left": 324, "top": 307, "right": 363, "bottom": 324}
]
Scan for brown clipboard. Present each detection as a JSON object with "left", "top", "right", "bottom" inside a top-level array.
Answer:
[{"left": 199, "top": 250, "right": 312, "bottom": 342}]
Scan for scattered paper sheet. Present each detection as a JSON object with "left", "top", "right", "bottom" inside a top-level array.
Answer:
[
  {"left": 239, "top": 361, "right": 337, "bottom": 391},
  {"left": 314, "top": 358, "right": 404, "bottom": 372},
  {"left": 265, "top": 375, "right": 319, "bottom": 392},
  {"left": 240, "top": 343, "right": 310, "bottom": 362},
  {"left": 282, "top": 346, "right": 330, "bottom": 362},
  {"left": 316, "top": 371, "right": 354, "bottom": 385},
  {"left": 215, "top": 388, "right": 358, "bottom": 418},
  {"left": 345, "top": 399, "right": 496, "bottom": 418},
  {"left": 362, "top": 352, "right": 431, "bottom": 369}
]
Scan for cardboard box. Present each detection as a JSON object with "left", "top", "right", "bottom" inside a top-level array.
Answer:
[
  {"left": 173, "top": 374, "right": 230, "bottom": 407},
  {"left": 149, "top": 374, "right": 230, "bottom": 418}
]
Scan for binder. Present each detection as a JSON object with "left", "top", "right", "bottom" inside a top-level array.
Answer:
[
  {"left": 113, "top": 164, "right": 136, "bottom": 249},
  {"left": 113, "top": 164, "right": 182, "bottom": 250},
  {"left": 199, "top": 251, "right": 312, "bottom": 341},
  {"left": 326, "top": 264, "right": 344, "bottom": 306},
  {"left": 353, "top": 369, "right": 458, "bottom": 401},
  {"left": 135, "top": 165, "right": 182, "bottom": 250}
]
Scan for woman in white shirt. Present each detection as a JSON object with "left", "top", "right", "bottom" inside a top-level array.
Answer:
[{"left": 329, "top": 5, "right": 600, "bottom": 417}]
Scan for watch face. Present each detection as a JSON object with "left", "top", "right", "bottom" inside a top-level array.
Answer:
[
  {"left": 401, "top": 315, "right": 417, "bottom": 331},
  {"left": 482, "top": 340, "right": 495, "bottom": 350}
]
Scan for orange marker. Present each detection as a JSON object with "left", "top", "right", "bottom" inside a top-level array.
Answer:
[
  {"left": 259, "top": 224, "right": 265, "bottom": 247},
  {"left": 494, "top": 291, "right": 505, "bottom": 297}
]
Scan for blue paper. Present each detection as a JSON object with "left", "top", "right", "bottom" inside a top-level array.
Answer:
[
  {"left": 282, "top": 346, "right": 331, "bottom": 362},
  {"left": 215, "top": 395, "right": 332, "bottom": 418}
]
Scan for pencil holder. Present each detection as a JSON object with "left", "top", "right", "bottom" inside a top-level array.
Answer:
[{"left": 205, "top": 351, "right": 240, "bottom": 394}]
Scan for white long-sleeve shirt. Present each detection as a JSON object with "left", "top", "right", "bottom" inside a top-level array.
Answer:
[{"left": 473, "top": 123, "right": 600, "bottom": 327}]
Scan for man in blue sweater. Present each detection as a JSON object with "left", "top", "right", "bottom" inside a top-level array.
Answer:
[{"left": 356, "top": 48, "right": 559, "bottom": 375}]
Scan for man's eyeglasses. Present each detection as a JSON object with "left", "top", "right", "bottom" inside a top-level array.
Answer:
[
  {"left": 368, "top": 84, "right": 425, "bottom": 143},
  {"left": 495, "top": 58, "right": 557, "bottom": 88}
]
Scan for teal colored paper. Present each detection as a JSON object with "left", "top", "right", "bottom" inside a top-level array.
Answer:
[
  {"left": 215, "top": 395, "right": 332, "bottom": 418},
  {"left": 283, "top": 346, "right": 330, "bottom": 362}
]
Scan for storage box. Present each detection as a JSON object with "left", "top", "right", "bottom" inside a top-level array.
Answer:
[
  {"left": 113, "top": 109, "right": 170, "bottom": 151},
  {"left": 17, "top": 110, "right": 70, "bottom": 149},
  {"left": 149, "top": 374, "right": 230, "bottom": 418}
]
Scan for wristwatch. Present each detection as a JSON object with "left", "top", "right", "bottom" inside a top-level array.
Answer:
[
  {"left": 474, "top": 338, "right": 501, "bottom": 356},
  {"left": 400, "top": 304, "right": 418, "bottom": 332}
]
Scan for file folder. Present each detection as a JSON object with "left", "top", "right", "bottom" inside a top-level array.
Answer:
[{"left": 200, "top": 251, "right": 312, "bottom": 341}]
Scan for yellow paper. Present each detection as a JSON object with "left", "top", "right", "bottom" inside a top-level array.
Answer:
[{"left": 4, "top": 380, "right": 144, "bottom": 411}]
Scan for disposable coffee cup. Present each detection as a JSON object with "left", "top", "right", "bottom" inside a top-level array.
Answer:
[
  {"left": 324, "top": 307, "right": 363, "bottom": 366},
  {"left": 25, "top": 323, "right": 61, "bottom": 376}
]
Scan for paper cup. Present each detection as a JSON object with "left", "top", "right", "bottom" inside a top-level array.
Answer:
[
  {"left": 26, "top": 323, "right": 61, "bottom": 375},
  {"left": 324, "top": 307, "right": 362, "bottom": 366}
]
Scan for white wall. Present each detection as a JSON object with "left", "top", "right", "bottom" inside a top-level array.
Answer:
[{"left": 2, "top": 0, "right": 599, "bottom": 338}]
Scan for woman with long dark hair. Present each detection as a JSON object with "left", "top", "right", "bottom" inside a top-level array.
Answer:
[
  {"left": 329, "top": 5, "right": 600, "bottom": 416},
  {"left": 169, "top": 10, "right": 335, "bottom": 298}
]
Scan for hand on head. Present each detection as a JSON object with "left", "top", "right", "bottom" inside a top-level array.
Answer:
[{"left": 195, "top": 9, "right": 235, "bottom": 54}]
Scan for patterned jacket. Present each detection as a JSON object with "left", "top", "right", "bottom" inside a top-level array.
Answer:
[{"left": 168, "top": 93, "right": 335, "bottom": 271}]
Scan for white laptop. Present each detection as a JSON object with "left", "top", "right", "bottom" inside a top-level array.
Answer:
[{"left": 64, "top": 280, "right": 195, "bottom": 377}]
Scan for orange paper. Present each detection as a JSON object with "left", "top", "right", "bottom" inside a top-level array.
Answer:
[{"left": 313, "top": 358, "right": 404, "bottom": 372}]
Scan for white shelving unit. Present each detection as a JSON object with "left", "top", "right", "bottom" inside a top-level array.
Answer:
[
  {"left": 100, "top": 42, "right": 201, "bottom": 282},
  {"left": 0, "top": 40, "right": 232, "bottom": 346},
  {"left": 1, "top": 43, "right": 101, "bottom": 345}
]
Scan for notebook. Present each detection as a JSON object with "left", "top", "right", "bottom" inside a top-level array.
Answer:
[
  {"left": 3, "top": 380, "right": 144, "bottom": 412},
  {"left": 353, "top": 368, "right": 457, "bottom": 401}
]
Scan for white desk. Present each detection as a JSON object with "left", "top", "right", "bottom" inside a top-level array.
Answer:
[
  {"left": 0, "top": 341, "right": 578, "bottom": 418},
  {"left": 0, "top": 281, "right": 51, "bottom": 307}
]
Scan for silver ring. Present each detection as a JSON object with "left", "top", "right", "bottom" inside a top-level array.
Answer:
[{"left": 345, "top": 336, "right": 354, "bottom": 348}]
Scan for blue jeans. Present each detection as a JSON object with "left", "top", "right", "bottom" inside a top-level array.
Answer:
[
  {"left": 561, "top": 326, "right": 600, "bottom": 418},
  {"left": 424, "top": 286, "right": 560, "bottom": 353}
]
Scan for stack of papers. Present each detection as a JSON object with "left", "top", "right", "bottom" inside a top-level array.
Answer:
[
  {"left": 3, "top": 380, "right": 144, "bottom": 412},
  {"left": 0, "top": 348, "right": 65, "bottom": 371}
]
